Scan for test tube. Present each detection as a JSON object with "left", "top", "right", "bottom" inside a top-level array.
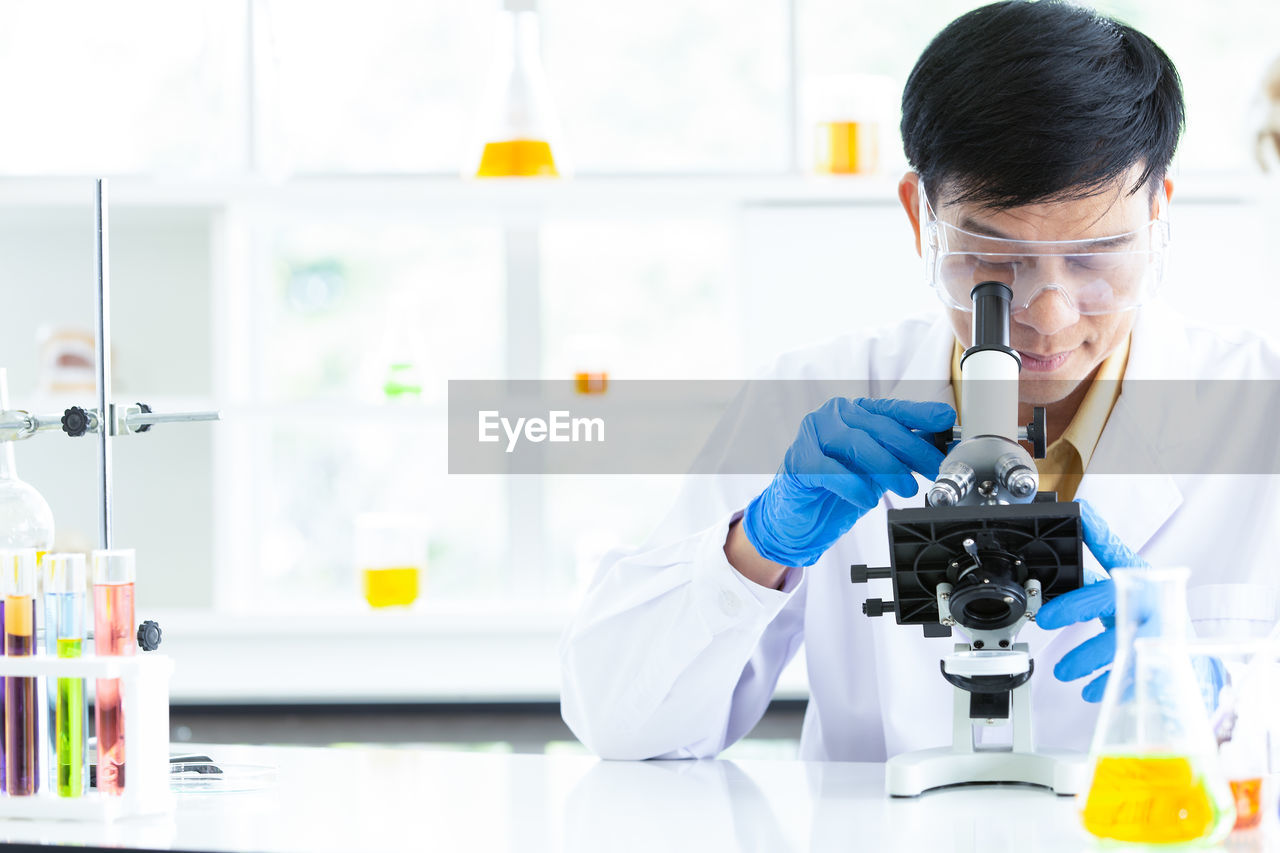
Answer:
[
  {"left": 92, "top": 549, "right": 135, "bottom": 796},
  {"left": 4, "top": 548, "right": 38, "bottom": 795},
  {"left": 0, "top": 552, "right": 11, "bottom": 793},
  {"left": 44, "top": 554, "right": 86, "bottom": 797}
]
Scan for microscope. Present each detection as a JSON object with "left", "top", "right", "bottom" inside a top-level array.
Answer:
[{"left": 851, "top": 281, "right": 1087, "bottom": 796}]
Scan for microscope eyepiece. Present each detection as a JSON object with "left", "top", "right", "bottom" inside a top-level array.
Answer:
[{"left": 969, "top": 281, "right": 1014, "bottom": 351}]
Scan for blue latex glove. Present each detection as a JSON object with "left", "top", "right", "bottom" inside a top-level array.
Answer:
[
  {"left": 1038, "top": 501, "right": 1228, "bottom": 708},
  {"left": 1035, "top": 499, "right": 1148, "bottom": 702},
  {"left": 742, "top": 397, "right": 955, "bottom": 568}
]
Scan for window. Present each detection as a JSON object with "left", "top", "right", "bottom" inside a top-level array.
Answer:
[
  {"left": 244, "top": 420, "right": 507, "bottom": 608},
  {"left": 259, "top": 223, "right": 504, "bottom": 401},
  {"left": 2, "top": 1, "right": 1270, "bottom": 178},
  {"left": 0, "top": 1, "right": 246, "bottom": 175},
  {"left": 6, "top": 1, "right": 1273, "bottom": 621},
  {"left": 220, "top": 219, "right": 508, "bottom": 608},
  {"left": 543, "top": 0, "right": 791, "bottom": 172},
  {"left": 541, "top": 220, "right": 742, "bottom": 379},
  {"left": 263, "top": 0, "right": 493, "bottom": 174}
]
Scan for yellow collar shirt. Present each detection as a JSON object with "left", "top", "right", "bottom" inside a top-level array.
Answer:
[{"left": 949, "top": 336, "right": 1131, "bottom": 502}]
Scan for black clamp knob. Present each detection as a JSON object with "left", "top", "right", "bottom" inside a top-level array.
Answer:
[
  {"left": 134, "top": 402, "right": 153, "bottom": 433},
  {"left": 862, "top": 598, "right": 895, "bottom": 617},
  {"left": 849, "top": 564, "right": 892, "bottom": 585},
  {"left": 61, "top": 406, "right": 90, "bottom": 438},
  {"left": 1025, "top": 406, "right": 1048, "bottom": 459},
  {"left": 137, "top": 620, "right": 162, "bottom": 651}
]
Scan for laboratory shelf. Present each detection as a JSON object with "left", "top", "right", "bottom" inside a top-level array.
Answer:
[
  {"left": 0, "top": 172, "right": 1272, "bottom": 216},
  {"left": 0, "top": 174, "right": 900, "bottom": 217},
  {"left": 217, "top": 391, "right": 737, "bottom": 425},
  {"left": 16, "top": 392, "right": 218, "bottom": 415},
  {"left": 218, "top": 400, "right": 448, "bottom": 424}
]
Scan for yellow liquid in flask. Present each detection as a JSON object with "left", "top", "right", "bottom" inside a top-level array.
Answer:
[
  {"left": 362, "top": 567, "right": 421, "bottom": 608},
  {"left": 1082, "top": 755, "right": 1233, "bottom": 844},
  {"left": 476, "top": 139, "right": 559, "bottom": 177}
]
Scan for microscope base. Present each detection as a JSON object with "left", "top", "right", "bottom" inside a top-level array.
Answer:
[{"left": 885, "top": 747, "right": 1088, "bottom": 797}]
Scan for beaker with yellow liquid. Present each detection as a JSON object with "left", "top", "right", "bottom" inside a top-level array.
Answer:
[
  {"left": 814, "top": 121, "right": 878, "bottom": 176},
  {"left": 469, "top": 0, "right": 566, "bottom": 178},
  {"left": 1080, "top": 567, "right": 1235, "bottom": 845},
  {"left": 804, "top": 74, "right": 893, "bottom": 176},
  {"left": 355, "top": 513, "right": 428, "bottom": 609}
]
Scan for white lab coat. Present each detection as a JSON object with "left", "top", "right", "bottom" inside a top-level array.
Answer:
[{"left": 559, "top": 303, "right": 1280, "bottom": 761}]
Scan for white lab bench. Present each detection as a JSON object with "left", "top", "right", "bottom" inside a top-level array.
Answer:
[{"left": 0, "top": 744, "right": 1272, "bottom": 852}]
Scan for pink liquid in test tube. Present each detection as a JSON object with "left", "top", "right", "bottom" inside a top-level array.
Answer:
[{"left": 93, "top": 549, "right": 135, "bottom": 795}]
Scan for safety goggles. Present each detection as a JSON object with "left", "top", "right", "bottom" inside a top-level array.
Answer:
[{"left": 920, "top": 183, "right": 1170, "bottom": 316}]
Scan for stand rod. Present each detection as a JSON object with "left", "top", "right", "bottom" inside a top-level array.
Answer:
[{"left": 94, "top": 178, "right": 113, "bottom": 550}]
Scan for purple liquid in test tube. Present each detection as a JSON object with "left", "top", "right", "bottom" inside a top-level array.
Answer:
[
  {"left": 2, "top": 550, "right": 37, "bottom": 795},
  {"left": 1, "top": 593, "right": 5, "bottom": 794}
]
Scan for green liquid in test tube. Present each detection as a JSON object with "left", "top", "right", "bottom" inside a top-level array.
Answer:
[
  {"left": 45, "top": 553, "right": 86, "bottom": 797},
  {"left": 92, "top": 549, "right": 135, "bottom": 796}
]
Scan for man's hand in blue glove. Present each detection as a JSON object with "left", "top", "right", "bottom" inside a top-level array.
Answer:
[
  {"left": 741, "top": 397, "right": 956, "bottom": 569},
  {"left": 1035, "top": 500, "right": 1148, "bottom": 702}
]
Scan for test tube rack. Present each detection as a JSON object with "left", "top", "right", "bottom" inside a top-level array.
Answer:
[
  {"left": 0, "top": 653, "right": 173, "bottom": 820},
  {"left": 0, "top": 178, "right": 210, "bottom": 821}
]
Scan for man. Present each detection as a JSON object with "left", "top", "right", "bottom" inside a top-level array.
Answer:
[{"left": 560, "top": 1, "right": 1280, "bottom": 761}]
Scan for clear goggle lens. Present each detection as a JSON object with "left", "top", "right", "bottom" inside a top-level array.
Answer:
[{"left": 920, "top": 185, "right": 1170, "bottom": 316}]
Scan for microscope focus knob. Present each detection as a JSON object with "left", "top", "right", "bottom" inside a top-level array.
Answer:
[
  {"left": 929, "top": 429, "right": 956, "bottom": 454},
  {"left": 137, "top": 620, "right": 163, "bottom": 651},
  {"left": 61, "top": 406, "right": 90, "bottom": 438},
  {"left": 1025, "top": 406, "right": 1048, "bottom": 459}
]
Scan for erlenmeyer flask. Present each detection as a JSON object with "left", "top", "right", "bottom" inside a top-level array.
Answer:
[
  {"left": 0, "top": 369, "right": 54, "bottom": 553},
  {"left": 469, "top": 0, "right": 566, "bottom": 178},
  {"left": 1080, "top": 567, "right": 1235, "bottom": 844}
]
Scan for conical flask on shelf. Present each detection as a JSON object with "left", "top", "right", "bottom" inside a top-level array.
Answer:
[
  {"left": 470, "top": 0, "right": 567, "bottom": 178},
  {"left": 1080, "top": 567, "right": 1235, "bottom": 845},
  {"left": 0, "top": 369, "right": 54, "bottom": 553}
]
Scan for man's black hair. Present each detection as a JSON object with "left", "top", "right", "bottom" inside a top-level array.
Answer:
[{"left": 901, "top": 0, "right": 1185, "bottom": 208}]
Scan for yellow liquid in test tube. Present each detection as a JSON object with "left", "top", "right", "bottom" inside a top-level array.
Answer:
[
  {"left": 362, "top": 567, "right": 421, "bottom": 608},
  {"left": 1082, "top": 755, "right": 1232, "bottom": 844},
  {"left": 476, "top": 139, "right": 559, "bottom": 177}
]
